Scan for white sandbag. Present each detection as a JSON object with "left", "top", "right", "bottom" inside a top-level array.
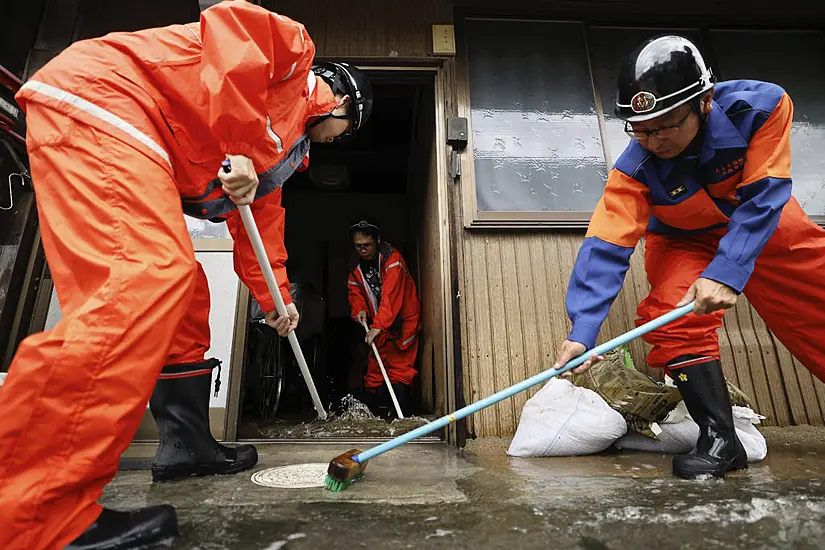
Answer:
[
  {"left": 614, "top": 404, "right": 767, "bottom": 462},
  {"left": 614, "top": 400, "right": 697, "bottom": 453},
  {"left": 614, "top": 419, "right": 698, "bottom": 454},
  {"left": 507, "top": 378, "right": 627, "bottom": 457},
  {"left": 732, "top": 406, "right": 768, "bottom": 462}
]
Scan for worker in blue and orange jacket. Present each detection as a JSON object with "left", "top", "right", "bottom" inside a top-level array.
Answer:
[
  {"left": 0, "top": 2, "right": 372, "bottom": 549},
  {"left": 347, "top": 220, "right": 421, "bottom": 418},
  {"left": 553, "top": 35, "right": 825, "bottom": 481}
]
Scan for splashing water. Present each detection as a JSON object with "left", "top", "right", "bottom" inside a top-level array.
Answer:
[
  {"left": 337, "top": 394, "right": 378, "bottom": 421},
  {"left": 251, "top": 394, "right": 433, "bottom": 439}
]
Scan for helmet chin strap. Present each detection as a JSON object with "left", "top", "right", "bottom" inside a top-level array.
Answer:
[
  {"left": 307, "top": 114, "right": 329, "bottom": 129},
  {"left": 307, "top": 96, "right": 353, "bottom": 130},
  {"left": 306, "top": 112, "right": 352, "bottom": 134}
]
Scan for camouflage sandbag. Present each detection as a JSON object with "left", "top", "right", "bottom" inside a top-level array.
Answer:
[
  {"left": 572, "top": 347, "right": 754, "bottom": 439},
  {"left": 571, "top": 349, "right": 682, "bottom": 439}
]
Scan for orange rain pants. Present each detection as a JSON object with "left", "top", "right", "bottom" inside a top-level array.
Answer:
[
  {"left": 365, "top": 338, "right": 419, "bottom": 389},
  {"left": 0, "top": 106, "right": 199, "bottom": 550},
  {"left": 166, "top": 262, "right": 211, "bottom": 366},
  {"left": 636, "top": 196, "right": 825, "bottom": 382}
]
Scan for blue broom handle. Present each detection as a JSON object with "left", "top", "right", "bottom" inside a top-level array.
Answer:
[{"left": 354, "top": 301, "right": 695, "bottom": 464}]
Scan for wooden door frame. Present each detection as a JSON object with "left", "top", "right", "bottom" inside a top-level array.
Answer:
[{"left": 222, "top": 62, "right": 458, "bottom": 444}]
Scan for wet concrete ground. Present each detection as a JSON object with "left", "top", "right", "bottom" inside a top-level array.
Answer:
[{"left": 107, "top": 427, "right": 825, "bottom": 550}]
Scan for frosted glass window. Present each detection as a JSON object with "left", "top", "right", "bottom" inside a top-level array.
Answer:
[
  {"left": 588, "top": 27, "right": 701, "bottom": 167},
  {"left": 465, "top": 19, "right": 607, "bottom": 213},
  {"left": 709, "top": 30, "right": 825, "bottom": 217}
]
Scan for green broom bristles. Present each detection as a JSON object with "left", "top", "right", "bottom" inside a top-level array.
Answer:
[{"left": 324, "top": 473, "right": 364, "bottom": 492}]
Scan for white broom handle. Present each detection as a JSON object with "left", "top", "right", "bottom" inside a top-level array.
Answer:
[
  {"left": 360, "top": 318, "right": 404, "bottom": 419},
  {"left": 238, "top": 204, "right": 327, "bottom": 420}
]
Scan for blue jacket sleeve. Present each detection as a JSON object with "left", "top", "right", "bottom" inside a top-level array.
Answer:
[{"left": 567, "top": 238, "right": 636, "bottom": 349}]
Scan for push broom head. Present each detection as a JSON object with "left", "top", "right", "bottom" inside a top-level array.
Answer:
[{"left": 324, "top": 449, "right": 368, "bottom": 492}]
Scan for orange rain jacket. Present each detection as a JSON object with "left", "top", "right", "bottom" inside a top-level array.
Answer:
[
  {"left": 348, "top": 242, "right": 421, "bottom": 349},
  {"left": 348, "top": 242, "right": 421, "bottom": 387},
  {"left": 15, "top": 0, "right": 338, "bottom": 310}
]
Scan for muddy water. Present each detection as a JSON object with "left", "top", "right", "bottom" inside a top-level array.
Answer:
[{"left": 243, "top": 395, "right": 434, "bottom": 439}]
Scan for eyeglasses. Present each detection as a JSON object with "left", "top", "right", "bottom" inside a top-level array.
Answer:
[
  {"left": 625, "top": 109, "right": 692, "bottom": 140},
  {"left": 354, "top": 242, "right": 374, "bottom": 251}
]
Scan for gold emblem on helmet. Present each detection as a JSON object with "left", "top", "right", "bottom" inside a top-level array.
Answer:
[{"left": 631, "top": 91, "right": 657, "bottom": 113}]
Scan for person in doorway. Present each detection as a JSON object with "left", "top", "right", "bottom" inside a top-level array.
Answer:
[
  {"left": 347, "top": 220, "right": 421, "bottom": 419},
  {"left": 0, "top": 2, "right": 372, "bottom": 550},
  {"left": 553, "top": 34, "right": 825, "bottom": 480}
]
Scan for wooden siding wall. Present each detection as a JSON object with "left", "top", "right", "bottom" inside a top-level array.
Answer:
[
  {"left": 458, "top": 235, "right": 825, "bottom": 437},
  {"left": 260, "top": 0, "right": 453, "bottom": 57}
]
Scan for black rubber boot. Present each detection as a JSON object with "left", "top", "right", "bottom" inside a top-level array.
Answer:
[
  {"left": 150, "top": 359, "right": 258, "bottom": 483},
  {"left": 375, "top": 382, "right": 411, "bottom": 420},
  {"left": 670, "top": 357, "right": 748, "bottom": 479},
  {"left": 392, "top": 382, "right": 411, "bottom": 417},
  {"left": 65, "top": 506, "right": 178, "bottom": 549}
]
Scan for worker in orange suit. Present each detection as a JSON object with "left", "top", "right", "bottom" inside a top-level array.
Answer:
[
  {"left": 0, "top": 2, "right": 372, "bottom": 549},
  {"left": 553, "top": 35, "right": 825, "bottom": 481},
  {"left": 347, "top": 220, "right": 421, "bottom": 419}
]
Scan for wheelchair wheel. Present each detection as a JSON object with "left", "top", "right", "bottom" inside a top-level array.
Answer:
[{"left": 257, "top": 323, "right": 286, "bottom": 420}]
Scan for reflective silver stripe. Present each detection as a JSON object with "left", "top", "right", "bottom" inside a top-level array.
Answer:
[
  {"left": 401, "top": 334, "right": 417, "bottom": 347},
  {"left": 348, "top": 280, "right": 360, "bottom": 286},
  {"left": 184, "top": 24, "right": 201, "bottom": 44},
  {"left": 385, "top": 260, "right": 407, "bottom": 275},
  {"left": 20, "top": 80, "right": 172, "bottom": 170},
  {"left": 280, "top": 62, "right": 297, "bottom": 82},
  {"left": 307, "top": 71, "right": 316, "bottom": 96},
  {"left": 357, "top": 265, "right": 379, "bottom": 314},
  {"left": 266, "top": 116, "right": 283, "bottom": 153}
]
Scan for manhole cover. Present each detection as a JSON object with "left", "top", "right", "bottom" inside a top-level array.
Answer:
[{"left": 250, "top": 463, "right": 329, "bottom": 488}]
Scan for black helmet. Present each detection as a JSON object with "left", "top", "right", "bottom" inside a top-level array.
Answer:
[
  {"left": 348, "top": 219, "right": 381, "bottom": 240},
  {"left": 615, "top": 35, "right": 715, "bottom": 123},
  {"left": 312, "top": 62, "right": 374, "bottom": 137}
]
